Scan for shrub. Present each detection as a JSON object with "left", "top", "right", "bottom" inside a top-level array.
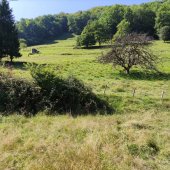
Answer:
[
  {"left": 0, "top": 74, "right": 42, "bottom": 115},
  {"left": 0, "top": 65, "right": 112, "bottom": 116},
  {"left": 160, "top": 26, "right": 170, "bottom": 42},
  {"left": 29, "top": 65, "right": 112, "bottom": 115}
]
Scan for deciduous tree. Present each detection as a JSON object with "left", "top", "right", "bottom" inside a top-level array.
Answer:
[{"left": 99, "top": 33, "right": 158, "bottom": 74}]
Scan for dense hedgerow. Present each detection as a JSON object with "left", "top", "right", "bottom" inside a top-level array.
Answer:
[
  {"left": 0, "top": 74, "right": 42, "bottom": 115},
  {"left": 0, "top": 65, "right": 112, "bottom": 116},
  {"left": 29, "top": 65, "right": 113, "bottom": 115}
]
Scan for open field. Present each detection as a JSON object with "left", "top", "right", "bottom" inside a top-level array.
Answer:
[
  {"left": 1, "top": 35, "right": 170, "bottom": 112},
  {"left": 0, "top": 35, "right": 170, "bottom": 169}
]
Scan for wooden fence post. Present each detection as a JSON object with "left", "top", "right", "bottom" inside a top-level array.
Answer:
[
  {"left": 132, "top": 88, "right": 136, "bottom": 97},
  {"left": 161, "top": 91, "right": 165, "bottom": 100}
]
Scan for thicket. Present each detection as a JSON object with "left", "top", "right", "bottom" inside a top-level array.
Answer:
[
  {"left": 17, "top": 14, "right": 68, "bottom": 46},
  {"left": 0, "top": 74, "right": 41, "bottom": 115},
  {"left": 0, "top": 66, "right": 112, "bottom": 116},
  {"left": 16, "top": 0, "right": 170, "bottom": 46}
]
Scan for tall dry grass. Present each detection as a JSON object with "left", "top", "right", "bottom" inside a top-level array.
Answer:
[{"left": 0, "top": 110, "right": 169, "bottom": 170}]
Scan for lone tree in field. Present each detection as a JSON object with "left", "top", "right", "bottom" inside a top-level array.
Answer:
[
  {"left": 99, "top": 33, "right": 158, "bottom": 74},
  {"left": 0, "top": 0, "right": 21, "bottom": 62}
]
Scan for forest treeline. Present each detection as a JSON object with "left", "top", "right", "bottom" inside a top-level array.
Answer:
[{"left": 17, "top": 0, "right": 170, "bottom": 46}]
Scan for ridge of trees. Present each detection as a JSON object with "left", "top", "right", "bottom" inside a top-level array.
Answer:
[{"left": 16, "top": 0, "right": 170, "bottom": 46}]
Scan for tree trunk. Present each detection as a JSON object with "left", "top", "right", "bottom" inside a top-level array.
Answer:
[
  {"left": 125, "top": 68, "right": 130, "bottom": 74},
  {"left": 10, "top": 56, "right": 13, "bottom": 63}
]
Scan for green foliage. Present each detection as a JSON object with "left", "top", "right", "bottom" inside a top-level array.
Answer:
[
  {"left": 113, "top": 19, "right": 130, "bottom": 40},
  {"left": 0, "top": 65, "right": 113, "bottom": 115},
  {"left": 130, "top": 7, "right": 156, "bottom": 37},
  {"left": 67, "top": 11, "right": 91, "bottom": 35},
  {"left": 17, "top": 13, "right": 68, "bottom": 45},
  {"left": 29, "top": 65, "right": 112, "bottom": 115},
  {"left": 90, "top": 21, "right": 109, "bottom": 45},
  {"left": 19, "top": 38, "right": 27, "bottom": 49},
  {"left": 0, "top": 73, "right": 41, "bottom": 115},
  {"left": 0, "top": 0, "right": 21, "bottom": 62},
  {"left": 155, "top": 1, "right": 170, "bottom": 32},
  {"left": 15, "top": 0, "right": 170, "bottom": 46},
  {"left": 0, "top": 60, "right": 114, "bottom": 115},
  {"left": 99, "top": 5, "right": 126, "bottom": 40},
  {"left": 77, "top": 32, "right": 96, "bottom": 48},
  {"left": 160, "top": 26, "right": 170, "bottom": 42},
  {"left": 77, "top": 20, "right": 110, "bottom": 47}
]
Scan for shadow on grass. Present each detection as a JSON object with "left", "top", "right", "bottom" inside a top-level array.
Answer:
[
  {"left": 104, "top": 94, "right": 170, "bottom": 114},
  {"left": 56, "top": 33, "right": 74, "bottom": 40},
  {"left": 2, "top": 61, "right": 29, "bottom": 71},
  {"left": 27, "top": 33, "right": 74, "bottom": 46},
  {"left": 164, "top": 41, "right": 170, "bottom": 44},
  {"left": 81, "top": 45, "right": 112, "bottom": 50},
  {"left": 44, "top": 33, "right": 74, "bottom": 44},
  {"left": 119, "top": 70, "right": 170, "bottom": 81}
]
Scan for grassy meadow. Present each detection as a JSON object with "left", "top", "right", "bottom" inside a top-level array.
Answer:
[
  {"left": 0, "top": 34, "right": 170, "bottom": 169},
  {"left": 0, "top": 111, "right": 169, "bottom": 170}
]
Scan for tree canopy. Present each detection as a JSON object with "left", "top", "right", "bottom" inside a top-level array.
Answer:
[
  {"left": 99, "top": 33, "right": 158, "bottom": 74},
  {"left": 0, "top": 0, "right": 21, "bottom": 61},
  {"left": 16, "top": 0, "right": 170, "bottom": 46},
  {"left": 160, "top": 26, "right": 170, "bottom": 42}
]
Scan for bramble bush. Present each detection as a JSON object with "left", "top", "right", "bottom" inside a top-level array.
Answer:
[
  {"left": 0, "top": 73, "right": 42, "bottom": 115},
  {"left": 0, "top": 65, "right": 112, "bottom": 116},
  {"left": 29, "top": 64, "right": 113, "bottom": 115}
]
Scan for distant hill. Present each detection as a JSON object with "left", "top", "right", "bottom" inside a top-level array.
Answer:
[{"left": 16, "top": 0, "right": 170, "bottom": 46}]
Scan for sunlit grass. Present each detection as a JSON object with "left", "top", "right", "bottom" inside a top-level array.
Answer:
[
  {"left": 0, "top": 35, "right": 169, "bottom": 169},
  {"left": 1, "top": 36, "right": 170, "bottom": 110},
  {"left": 0, "top": 110, "right": 169, "bottom": 169}
]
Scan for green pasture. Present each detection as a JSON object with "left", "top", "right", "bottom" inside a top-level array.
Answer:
[
  {"left": 1, "top": 35, "right": 169, "bottom": 112},
  {"left": 0, "top": 35, "right": 170, "bottom": 170}
]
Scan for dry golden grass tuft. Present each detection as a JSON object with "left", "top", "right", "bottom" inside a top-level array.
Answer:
[{"left": 0, "top": 110, "right": 169, "bottom": 170}]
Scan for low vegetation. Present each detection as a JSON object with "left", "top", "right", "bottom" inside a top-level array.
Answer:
[
  {"left": 0, "top": 65, "right": 112, "bottom": 115},
  {"left": 0, "top": 110, "right": 169, "bottom": 169},
  {"left": 0, "top": 73, "right": 41, "bottom": 115}
]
